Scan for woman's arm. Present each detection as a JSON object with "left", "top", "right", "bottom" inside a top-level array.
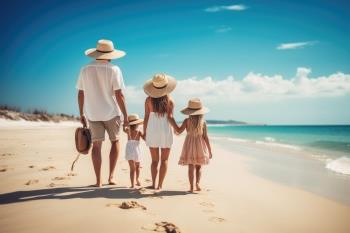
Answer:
[
  {"left": 167, "top": 99, "right": 182, "bottom": 134},
  {"left": 139, "top": 131, "right": 145, "bottom": 140},
  {"left": 143, "top": 97, "right": 150, "bottom": 138},
  {"left": 176, "top": 119, "right": 188, "bottom": 134},
  {"left": 202, "top": 122, "right": 213, "bottom": 158}
]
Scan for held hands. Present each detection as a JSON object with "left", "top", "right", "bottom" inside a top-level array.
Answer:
[
  {"left": 80, "top": 115, "right": 87, "bottom": 128},
  {"left": 123, "top": 117, "right": 129, "bottom": 128}
]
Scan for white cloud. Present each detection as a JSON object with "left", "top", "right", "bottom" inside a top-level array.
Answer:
[
  {"left": 215, "top": 25, "right": 232, "bottom": 33},
  {"left": 125, "top": 68, "right": 350, "bottom": 106},
  {"left": 277, "top": 41, "right": 317, "bottom": 50},
  {"left": 205, "top": 4, "right": 247, "bottom": 12}
]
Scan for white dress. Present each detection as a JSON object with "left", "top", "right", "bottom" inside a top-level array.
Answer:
[
  {"left": 146, "top": 112, "right": 173, "bottom": 148},
  {"left": 125, "top": 131, "right": 141, "bottom": 162}
]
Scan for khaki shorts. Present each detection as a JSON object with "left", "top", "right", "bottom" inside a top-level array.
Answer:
[{"left": 88, "top": 116, "right": 121, "bottom": 142}]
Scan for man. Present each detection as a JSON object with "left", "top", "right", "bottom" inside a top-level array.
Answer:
[{"left": 76, "top": 39, "right": 128, "bottom": 187}]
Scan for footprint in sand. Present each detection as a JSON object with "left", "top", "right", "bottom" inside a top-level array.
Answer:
[
  {"left": 106, "top": 201, "right": 147, "bottom": 210},
  {"left": 138, "top": 187, "right": 148, "bottom": 194},
  {"left": 141, "top": 221, "right": 182, "bottom": 233},
  {"left": 199, "top": 201, "right": 215, "bottom": 208},
  {"left": 48, "top": 183, "right": 66, "bottom": 188},
  {"left": 202, "top": 209, "right": 215, "bottom": 213},
  {"left": 137, "top": 188, "right": 161, "bottom": 198},
  {"left": 41, "top": 166, "right": 56, "bottom": 171},
  {"left": 28, "top": 165, "right": 35, "bottom": 168},
  {"left": 52, "top": 176, "right": 70, "bottom": 181},
  {"left": 149, "top": 193, "right": 164, "bottom": 199},
  {"left": 1, "top": 153, "right": 14, "bottom": 157},
  {"left": 0, "top": 165, "right": 8, "bottom": 172},
  {"left": 25, "top": 179, "right": 39, "bottom": 185},
  {"left": 66, "top": 172, "right": 78, "bottom": 176},
  {"left": 209, "top": 217, "right": 226, "bottom": 223}
]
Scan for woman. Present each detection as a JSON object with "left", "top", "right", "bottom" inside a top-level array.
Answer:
[{"left": 143, "top": 73, "right": 177, "bottom": 190}]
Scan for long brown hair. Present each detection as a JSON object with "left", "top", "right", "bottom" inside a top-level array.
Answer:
[
  {"left": 188, "top": 114, "right": 204, "bottom": 135},
  {"left": 151, "top": 95, "right": 169, "bottom": 116}
]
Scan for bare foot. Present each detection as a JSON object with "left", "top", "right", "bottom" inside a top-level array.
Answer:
[
  {"left": 145, "top": 185, "right": 155, "bottom": 189},
  {"left": 108, "top": 180, "right": 117, "bottom": 185},
  {"left": 130, "top": 185, "right": 135, "bottom": 189},
  {"left": 196, "top": 183, "right": 202, "bottom": 191},
  {"left": 136, "top": 180, "right": 141, "bottom": 186},
  {"left": 90, "top": 183, "right": 102, "bottom": 188}
]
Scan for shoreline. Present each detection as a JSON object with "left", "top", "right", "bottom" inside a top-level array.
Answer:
[
  {"left": 1, "top": 125, "right": 350, "bottom": 232},
  {"left": 211, "top": 134, "right": 350, "bottom": 205}
]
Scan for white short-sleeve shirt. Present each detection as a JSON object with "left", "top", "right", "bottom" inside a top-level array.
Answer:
[{"left": 76, "top": 61, "right": 125, "bottom": 121}]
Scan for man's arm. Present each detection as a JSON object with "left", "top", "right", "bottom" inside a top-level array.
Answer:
[
  {"left": 143, "top": 97, "right": 150, "bottom": 139},
  {"left": 115, "top": 90, "right": 128, "bottom": 125},
  {"left": 78, "top": 90, "right": 87, "bottom": 127}
]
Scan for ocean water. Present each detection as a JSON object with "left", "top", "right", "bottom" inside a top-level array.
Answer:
[
  {"left": 207, "top": 125, "right": 350, "bottom": 205},
  {"left": 208, "top": 125, "right": 350, "bottom": 175}
]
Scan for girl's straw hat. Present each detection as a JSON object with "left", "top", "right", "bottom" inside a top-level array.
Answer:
[
  {"left": 143, "top": 73, "right": 177, "bottom": 98},
  {"left": 181, "top": 98, "right": 209, "bottom": 115},
  {"left": 128, "top": 114, "right": 144, "bottom": 125},
  {"left": 85, "top": 39, "right": 126, "bottom": 60}
]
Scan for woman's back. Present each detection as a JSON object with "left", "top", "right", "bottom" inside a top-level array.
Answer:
[{"left": 145, "top": 96, "right": 174, "bottom": 148}]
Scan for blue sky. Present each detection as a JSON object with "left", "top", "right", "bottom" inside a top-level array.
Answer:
[{"left": 1, "top": 0, "right": 350, "bottom": 124}]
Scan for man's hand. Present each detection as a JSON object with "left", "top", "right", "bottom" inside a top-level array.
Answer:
[{"left": 80, "top": 115, "right": 87, "bottom": 127}]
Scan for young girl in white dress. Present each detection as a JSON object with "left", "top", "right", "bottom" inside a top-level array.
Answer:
[
  {"left": 143, "top": 73, "right": 177, "bottom": 190},
  {"left": 123, "top": 114, "right": 144, "bottom": 188}
]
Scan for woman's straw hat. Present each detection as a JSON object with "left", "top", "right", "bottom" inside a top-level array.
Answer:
[
  {"left": 181, "top": 98, "right": 209, "bottom": 115},
  {"left": 85, "top": 39, "right": 126, "bottom": 60},
  {"left": 143, "top": 73, "right": 177, "bottom": 98},
  {"left": 128, "top": 114, "right": 144, "bottom": 125}
]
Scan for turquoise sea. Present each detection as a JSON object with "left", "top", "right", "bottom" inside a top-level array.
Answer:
[
  {"left": 208, "top": 125, "right": 350, "bottom": 174},
  {"left": 208, "top": 125, "right": 350, "bottom": 154},
  {"left": 207, "top": 124, "right": 350, "bottom": 204}
]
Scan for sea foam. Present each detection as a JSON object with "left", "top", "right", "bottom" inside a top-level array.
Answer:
[{"left": 326, "top": 156, "right": 350, "bottom": 175}]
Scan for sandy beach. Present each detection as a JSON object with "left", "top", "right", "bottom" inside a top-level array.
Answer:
[{"left": 1, "top": 124, "right": 350, "bottom": 233}]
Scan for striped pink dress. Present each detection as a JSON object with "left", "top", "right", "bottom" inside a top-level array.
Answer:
[{"left": 178, "top": 122, "right": 210, "bottom": 165}]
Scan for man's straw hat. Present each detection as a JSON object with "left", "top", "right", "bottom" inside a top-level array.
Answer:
[
  {"left": 181, "top": 98, "right": 209, "bottom": 115},
  {"left": 128, "top": 114, "right": 144, "bottom": 125},
  {"left": 143, "top": 73, "right": 177, "bottom": 98},
  {"left": 85, "top": 39, "right": 126, "bottom": 60}
]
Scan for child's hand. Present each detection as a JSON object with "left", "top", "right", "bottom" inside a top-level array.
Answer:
[{"left": 209, "top": 150, "right": 213, "bottom": 159}]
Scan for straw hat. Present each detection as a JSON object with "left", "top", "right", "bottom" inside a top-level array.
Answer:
[
  {"left": 128, "top": 114, "right": 144, "bottom": 125},
  {"left": 143, "top": 73, "right": 177, "bottom": 98},
  {"left": 181, "top": 98, "right": 209, "bottom": 115},
  {"left": 85, "top": 39, "right": 126, "bottom": 60}
]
